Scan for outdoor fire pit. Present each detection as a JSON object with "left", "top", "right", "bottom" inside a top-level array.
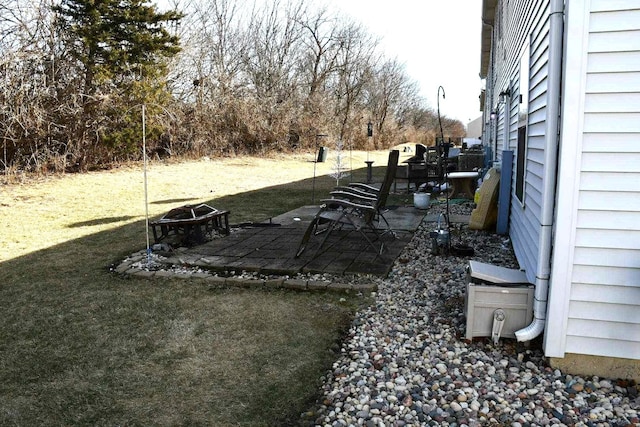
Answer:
[{"left": 149, "top": 203, "right": 230, "bottom": 246}]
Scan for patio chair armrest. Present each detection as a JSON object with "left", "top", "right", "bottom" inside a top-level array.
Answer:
[
  {"left": 348, "top": 183, "right": 379, "bottom": 193},
  {"left": 320, "top": 198, "right": 376, "bottom": 213},
  {"left": 334, "top": 185, "right": 376, "bottom": 196},
  {"left": 330, "top": 189, "right": 377, "bottom": 203},
  {"left": 333, "top": 186, "right": 371, "bottom": 197}
]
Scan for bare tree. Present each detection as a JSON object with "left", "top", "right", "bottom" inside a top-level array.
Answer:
[
  {"left": 163, "top": 0, "right": 438, "bottom": 156},
  {"left": 173, "top": 0, "right": 248, "bottom": 103},
  {"left": 331, "top": 20, "right": 378, "bottom": 143},
  {"left": 0, "top": 0, "right": 73, "bottom": 172},
  {"left": 241, "top": 0, "right": 307, "bottom": 151},
  {"left": 164, "top": 0, "right": 253, "bottom": 155},
  {"left": 365, "top": 58, "right": 418, "bottom": 145},
  {"left": 0, "top": 0, "right": 458, "bottom": 173},
  {"left": 297, "top": 7, "right": 340, "bottom": 107}
]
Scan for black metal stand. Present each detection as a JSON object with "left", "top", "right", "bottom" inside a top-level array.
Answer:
[
  {"left": 312, "top": 154, "right": 317, "bottom": 204},
  {"left": 437, "top": 86, "right": 451, "bottom": 254},
  {"left": 312, "top": 134, "right": 327, "bottom": 203},
  {"left": 365, "top": 161, "right": 374, "bottom": 183}
]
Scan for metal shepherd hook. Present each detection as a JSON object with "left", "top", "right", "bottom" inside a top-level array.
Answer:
[
  {"left": 437, "top": 86, "right": 446, "bottom": 142},
  {"left": 437, "top": 85, "right": 451, "bottom": 254}
]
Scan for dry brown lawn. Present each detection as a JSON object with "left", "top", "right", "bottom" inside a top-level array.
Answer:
[
  {"left": 0, "top": 148, "right": 407, "bottom": 426},
  {"left": 1, "top": 150, "right": 399, "bottom": 261}
]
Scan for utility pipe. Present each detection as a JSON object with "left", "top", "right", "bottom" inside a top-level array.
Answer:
[
  {"left": 515, "top": 0, "right": 564, "bottom": 342},
  {"left": 503, "top": 93, "right": 510, "bottom": 152}
]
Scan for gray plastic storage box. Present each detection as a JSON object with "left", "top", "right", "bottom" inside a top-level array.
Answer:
[{"left": 465, "top": 261, "right": 534, "bottom": 341}]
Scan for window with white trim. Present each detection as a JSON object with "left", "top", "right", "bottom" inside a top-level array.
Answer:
[{"left": 515, "top": 40, "right": 530, "bottom": 204}]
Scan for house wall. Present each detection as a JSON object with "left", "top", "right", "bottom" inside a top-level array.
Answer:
[
  {"left": 466, "top": 116, "right": 483, "bottom": 139},
  {"left": 546, "top": 0, "right": 640, "bottom": 360},
  {"left": 482, "top": 0, "right": 640, "bottom": 369},
  {"left": 484, "top": 0, "right": 550, "bottom": 284}
]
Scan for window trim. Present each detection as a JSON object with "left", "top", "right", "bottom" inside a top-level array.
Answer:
[{"left": 515, "top": 37, "right": 531, "bottom": 206}]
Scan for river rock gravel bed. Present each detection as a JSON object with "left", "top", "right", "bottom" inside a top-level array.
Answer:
[{"left": 300, "top": 201, "right": 639, "bottom": 427}]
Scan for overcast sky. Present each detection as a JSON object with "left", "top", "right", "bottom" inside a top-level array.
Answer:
[{"left": 323, "top": 0, "right": 484, "bottom": 124}]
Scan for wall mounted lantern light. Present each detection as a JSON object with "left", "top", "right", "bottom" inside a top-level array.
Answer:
[{"left": 498, "top": 88, "right": 511, "bottom": 103}]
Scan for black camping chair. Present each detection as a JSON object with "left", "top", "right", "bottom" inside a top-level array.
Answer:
[{"left": 295, "top": 150, "right": 399, "bottom": 258}]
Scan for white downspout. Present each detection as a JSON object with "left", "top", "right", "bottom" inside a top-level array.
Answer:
[{"left": 515, "top": 0, "right": 564, "bottom": 342}]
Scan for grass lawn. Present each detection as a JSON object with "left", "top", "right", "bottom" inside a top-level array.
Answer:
[{"left": 0, "top": 149, "right": 412, "bottom": 426}]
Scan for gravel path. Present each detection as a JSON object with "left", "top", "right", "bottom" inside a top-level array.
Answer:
[{"left": 301, "top": 201, "right": 639, "bottom": 427}]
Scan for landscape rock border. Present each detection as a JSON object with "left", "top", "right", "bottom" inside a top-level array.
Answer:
[{"left": 112, "top": 249, "right": 378, "bottom": 293}]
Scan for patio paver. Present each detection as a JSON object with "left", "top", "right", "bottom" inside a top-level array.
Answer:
[{"left": 158, "top": 205, "right": 428, "bottom": 277}]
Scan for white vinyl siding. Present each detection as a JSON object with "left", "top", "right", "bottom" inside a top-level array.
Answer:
[
  {"left": 504, "top": 0, "right": 551, "bottom": 284},
  {"left": 548, "top": 0, "right": 640, "bottom": 359},
  {"left": 564, "top": 336, "right": 640, "bottom": 360},
  {"left": 485, "top": 0, "right": 546, "bottom": 150},
  {"left": 487, "top": 0, "right": 640, "bottom": 361}
]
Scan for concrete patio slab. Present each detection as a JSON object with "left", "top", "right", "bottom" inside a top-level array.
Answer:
[{"left": 158, "top": 205, "right": 428, "bottom": 277}]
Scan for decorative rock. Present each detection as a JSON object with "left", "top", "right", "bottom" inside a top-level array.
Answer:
[
  {"left": 327, "top": 282, "right": 353, "bottom": 292},
  {"left": 283, "top": 278, "right": 307, "bottom": 290},
  {"left": 355, "top": 410, "right": 370, "bottom": 419},
  {"left": 308, "top": 280, "right": 328, "bottom": 290},
  {"left": 284, "top": 201, "right": 635, "bottom": 427},
  {"left": 264, "top": 277, "right": 284, "bottom": 288},
  {"left": 132, "top": 269, "right": 156, "bottom": 278},
  {"left": 450, "top": 402, "right": 463, "bottom": 412}
]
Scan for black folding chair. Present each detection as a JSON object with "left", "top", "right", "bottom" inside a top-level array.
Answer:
[{"left": 296, "top": 150, "right": 399, "bottom": 258}]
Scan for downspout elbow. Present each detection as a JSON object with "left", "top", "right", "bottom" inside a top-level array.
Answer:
[
  {"left": 516, "top": 274, "right": 549, "bottom": 342},
  {"left": 515, "top": 318, "right": 544, "bottom": 342}
]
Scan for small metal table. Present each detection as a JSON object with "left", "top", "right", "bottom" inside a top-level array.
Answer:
[{"left": 446, "top": 171, "right": 480, "bottom": 199}]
